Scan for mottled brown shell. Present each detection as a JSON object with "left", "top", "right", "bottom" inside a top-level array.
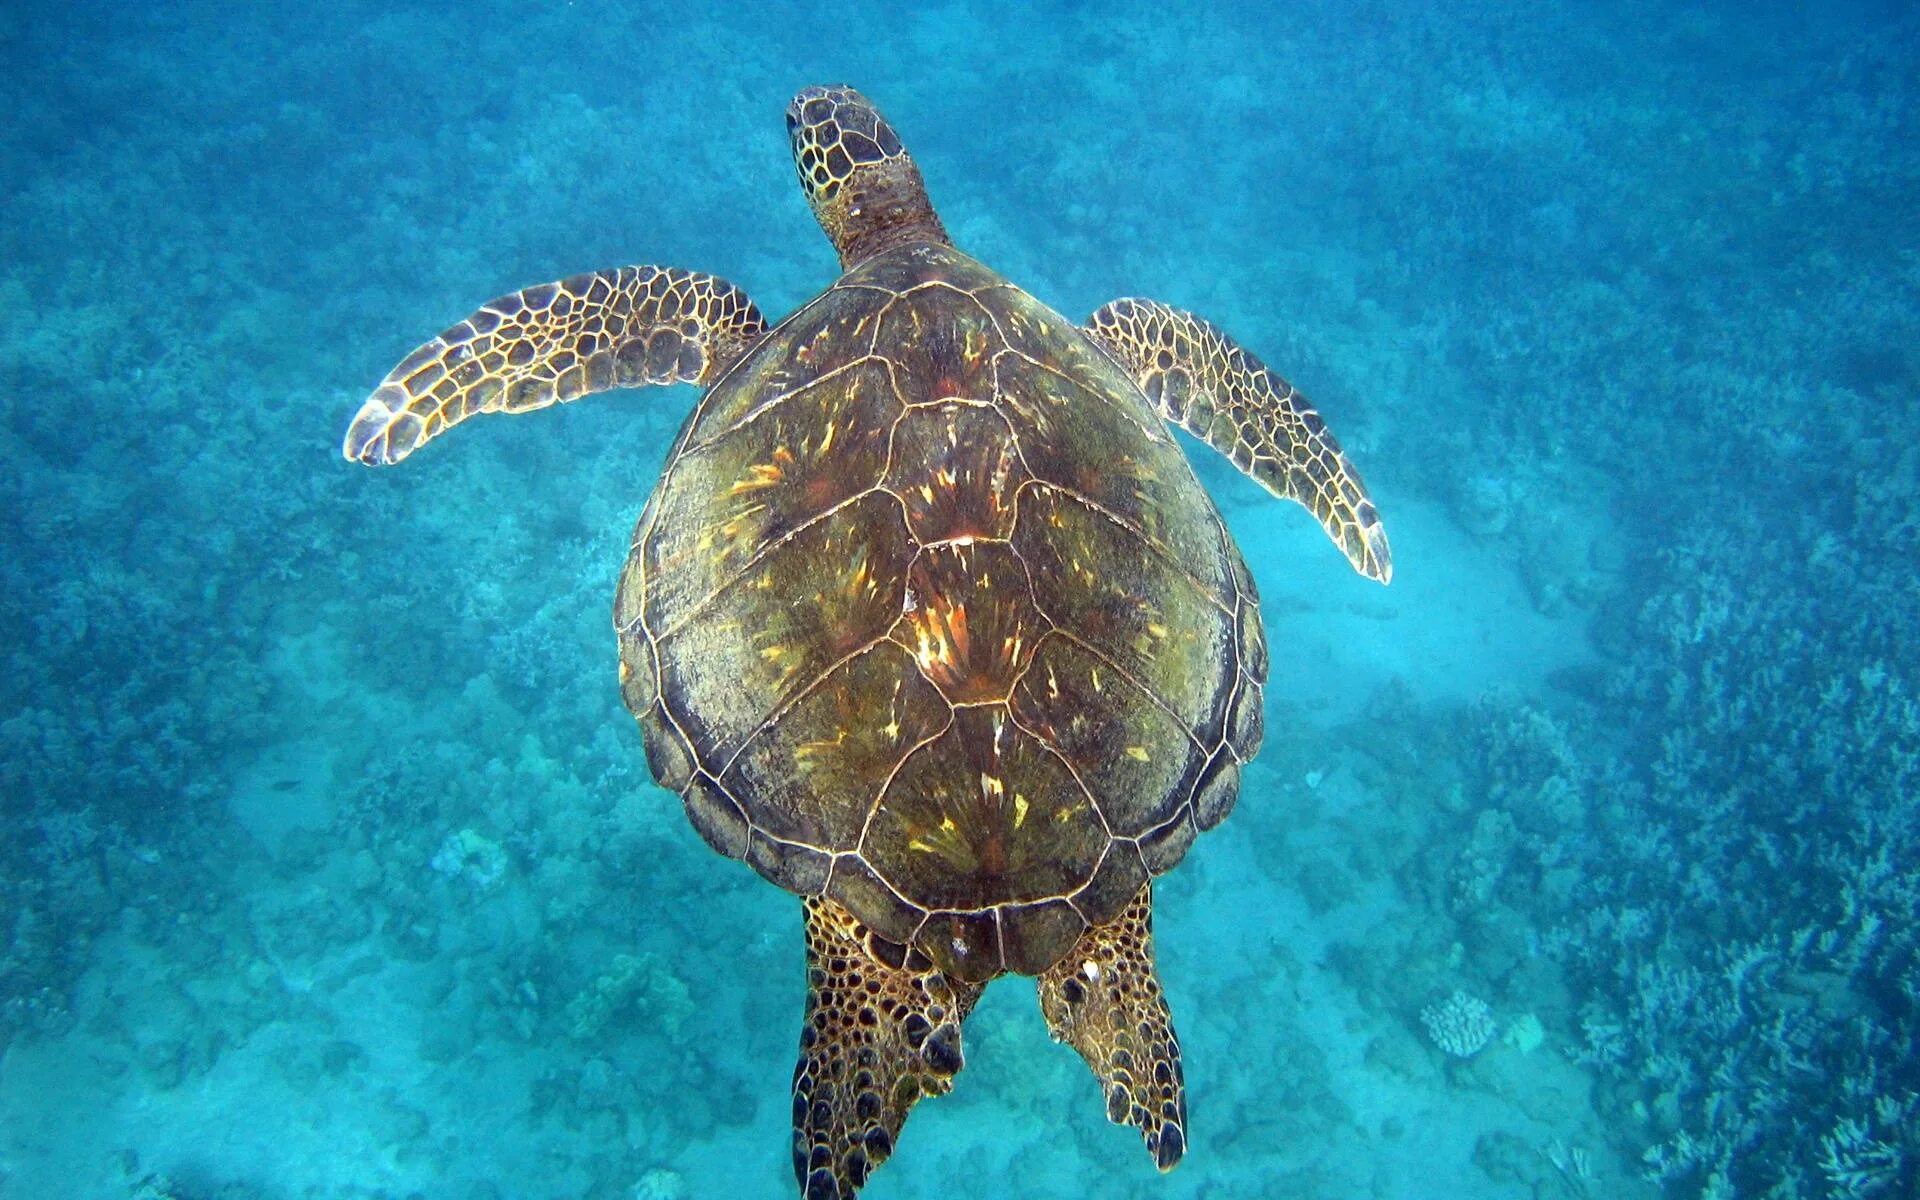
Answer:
[{"left": 615, "top": 243, "right": 1267, "bottom": 982}]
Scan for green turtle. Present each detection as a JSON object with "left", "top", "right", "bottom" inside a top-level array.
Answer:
[{"left": 344, "top": 85, "right": 1390, "bottom": 1198}]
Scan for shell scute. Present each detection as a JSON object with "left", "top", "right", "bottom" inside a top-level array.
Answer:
[
  {"left": 863, "top": 707, "right": 1106, "bottom": 913},
  {"left": 693, "top": 284, "right": 884, "bottom": 434},
  {"left": 747, "top": 829, "right": 834, "bottom": 895},
  {"left": 999, "top": 900, "right": 1089, "bottom": 976},
  {"left": 882, "top": 401, "right": 1025, "bottom": 543},
  {"left": 1009, "top": 484, "right": 1235, "bottom": 748},
  {"left": 720, "top": 642, "right": 947, "bottom": 852},
  {"left": 874, "top": 285, "right": 996, "bottom": 403},
  {"left": 995, "top": 357, "right": 1232, "bottom": 606},
  {"left": 825, "top": 853, "right": 925, "bottom": 945},
  {"left": 917, "top": 908, "right": 1003, "bottom": 982},
  {"left": 638, "top": 359, "right": 898, "bottom": 632},
  {"left": 683, "top": 774, "right": 751, "bottom": 859},
  {"left": 1009, "top": 633, "right": 1205, "bottom": 837},
  {"left": 1074, "top": 842, "right": 1150, "bottom": 920},
  {"left": 890, "top": 541, "right": 1046, "bottom": 706},
  {"left": 653, "top": 492, "right": 912, "bottom": 767}
]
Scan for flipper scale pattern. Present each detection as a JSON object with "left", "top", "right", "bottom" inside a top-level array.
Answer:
[
  {"left": 344, "top": 266, "right": 766, "bottom": 464},
  {"left": 1086, "top": 298, "right": 1392, "bottom": 583}
]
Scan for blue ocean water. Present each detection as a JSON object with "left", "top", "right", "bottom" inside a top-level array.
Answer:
[{"left": 3, "top": 1, "right": 1916, "bottom": 1197}]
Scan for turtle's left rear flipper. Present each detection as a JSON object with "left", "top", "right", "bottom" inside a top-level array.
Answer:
[
  {"left": 1085, "top": 297, "right": 1391, "bottom": 583},
  {"left": 792, "top": 897, "right": 983, "bottom": 1199},
  {"left": 344, "top": 267, "right": 766, "bottom": 465}
]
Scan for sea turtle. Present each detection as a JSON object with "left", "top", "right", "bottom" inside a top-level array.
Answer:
[{"left": 344, "top": 85, "right": 1390, "bottom": 1198}]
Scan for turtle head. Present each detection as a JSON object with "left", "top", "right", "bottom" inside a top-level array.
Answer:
[{"left": 788, "top": 86, "right": 949, "bottom": 268}]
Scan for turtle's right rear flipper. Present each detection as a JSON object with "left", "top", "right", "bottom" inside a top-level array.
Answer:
[
  {"left": 791, "top": 897, "right": 982, "bottom": 1199},
  {"left": 343, "top": 267, "right": 766, "bottom": 465},
  {"left": 1038, "top": 881, "right": 1189, "bottom": 1172}
]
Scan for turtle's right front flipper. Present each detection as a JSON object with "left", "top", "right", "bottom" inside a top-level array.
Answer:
[
  {"left": 344, "top": 266, "right": 767, "bottom": 465},
  {"left": 792, "top": 897, "right": 983, "bottom": 1199},
  {"left": 1084, "top": 297, "right": 1390, "bottom": 583}
]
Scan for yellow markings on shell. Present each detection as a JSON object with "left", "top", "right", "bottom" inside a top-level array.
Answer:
[
  {"left": 727, "top": 459, "right": 787, "bottom": 497},
  {"left": 989, "top": 449, "right": 1014, "bottom": 499},
  {"left": 710, "top": 503, "right": 768, "bottom": 549},
  {"left": 913, "top": 629, "right": 947, "bottom": 673},
  {"left": 881, "top": 678, "right": 904, "bottom": 741},
  {"left": 1133, "top": 619, "right": 1173, "bottom": 658},
  {"left": 912, "top": 598, "right": 969, "bottom": 676},
  {"left": 847, "top": 547, "right": 872, "bottom": 596},
  {"left": 1014, "top": 793, "right": 1030, "bottom": 828},
  {"left": 1125, "top": 745, "right": 1151, "bottom": 762},
  {"left": 908, "top": 815, "right": 966, "bottom": 858},
  {"left": 794, "top": 727, "right": 849, "bottom": 769}
]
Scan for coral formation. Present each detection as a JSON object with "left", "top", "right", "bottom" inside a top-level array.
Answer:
[{"left": 1421, "top": 990, "right": 1497, "bottom": 1059}]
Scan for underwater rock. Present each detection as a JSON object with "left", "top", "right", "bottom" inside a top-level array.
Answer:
[
  {"left": 1502, "top": 1012, "right": 1545, "bottom": 1055},
  {"left": 431, "top": 827, "right": 509, "bottom": 891},
  {"left": 1453, "top": 472, "right": 1515, "bottom": 538},
  {"left": 1363, "top": 1023, "right": 1440, "bottom": 1086},
  {"left": 631, "top": 1167, "right": 687, "bottom": 1200},
  {"left": 1471, "top": 1130, "right": 1586, "bottom": 1200},
  {"left": 565, "top": 953, "right": 694, "bottom": 1043}
]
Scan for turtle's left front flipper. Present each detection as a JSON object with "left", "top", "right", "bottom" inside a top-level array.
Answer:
[
  {"left": 1085, "top": 298, "right": 1391, "bottom": 583},
  {"left": 344, "top": 266, "right": 766, "bottom": 465}
]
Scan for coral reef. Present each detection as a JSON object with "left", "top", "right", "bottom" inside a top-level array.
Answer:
[{"left": 1444, "top": 498, "right": 1920, "bottom": 1193}]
